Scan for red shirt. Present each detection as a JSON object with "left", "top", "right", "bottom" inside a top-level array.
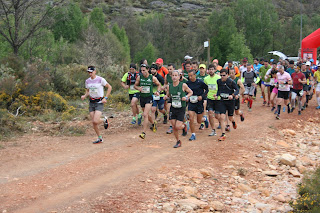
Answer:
[
  {"left": 157, "top": 66, "right": 168, "bottom": 78},
  {"left": 291, "top": 72, "right": 305, "bottom": 90}
]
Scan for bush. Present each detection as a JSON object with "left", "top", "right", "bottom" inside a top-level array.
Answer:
[{"left": 290, "top": 167, "right": 320, "bottom": 212}]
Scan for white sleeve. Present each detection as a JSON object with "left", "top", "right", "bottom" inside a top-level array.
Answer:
[{"left": 101, "top": 78, "right": 108, "bottom": 86}]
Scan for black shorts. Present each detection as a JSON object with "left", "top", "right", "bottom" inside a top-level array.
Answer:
[
  {"left": 258, "top": 79, "right": 261, "bottom": 86},
  {"left": 291, "top": 89, "right": 303, "bottom": 97},
  {"left": 215, "top": 100, "right": 235, "bottom": 116},
  {"left": 129, "top": 93, "right": 140, "bottom": 101},
  {"left": 169, "top": 106, "right": 186, "bottom": 122},
  {"left": 206, "top": 99, "right": 218, "bottom": 111},
  {"left": 188, "top": 101, "right": 204, "bottom": 114},
  {"left": 140, "top": 96, "right": 153, "bottom": 108},
  {"left": 303, "top": 84, "right": 311, "bottom": 91},
  {"left": 234, "top": 98, "right": 240, "bottom": 110},
  {"left": 277, "top": 91, "right": 290, "bottom": 100},
  {"left": 270, "top": 85, "right": 275, "bottom": 92}
]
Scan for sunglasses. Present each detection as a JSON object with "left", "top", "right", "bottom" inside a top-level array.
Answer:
[
  {"left": 220, "top": 74, "right": 227, "bottom": 76},
  {"left": 87, "top": 71, "right": 93, "bottom": 73},
  {"left": 140, "top": 64, "right": 148, "bottom": 68}
]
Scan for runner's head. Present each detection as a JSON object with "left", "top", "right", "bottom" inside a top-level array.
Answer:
[
  {"left": 228, "top": 60, "right": 233, "bottom": 68},
  {"left": 172, "top": 70, "right": 180, "bottom": 82},
  {"left": 129, "top": 63, "right": 136, "bottom": 73},
  {"left": 192, "top": 61, "right": 198, "bottom": 70},
  {"left": 167, "top": 63, "right": 175, "bottom": 74},
  {"left": 188, "top": 70, "right": 197, "bottom": 82},
  {"left": 208, "top": 64, "right": 216, "bottom": 76},
  {"left": 185, "top": 61, "right": 192, "bottom": 71},
  {"left": 246, "top": 64, "right": 252, "bottom": 72},
  {"left": 294, "top": 66, "right": 300, "bottom": 73},
  {"left": 199, "top": 64, "right": 206, "bottom": 74},
  {"left": 254, "top": 58, "right": 259, "bottom": 65},
  {"left": 242, "top": 57, "right": 248, "bottom": 66},
  {"left": 156, "top": 58, "right": 163, "bottom": 69},
  {"left": 272, "top": 61, "right": 277, "bottom": 69},
  {"left": 271, "top": 70, "right": 277, "bottom": 77},
  {"left": 150, "top": 63, "right": 158, "bottom": 75},
  {"left": 289, "top": 60, "right": 294, "bottom": 68},
  {"left": 87, "top": 66, "right": 96, "bottom": 78},
  {"left": 301, "top": 63, "right": 306, "bottom": 71},
  {"left": 264, "top": 60, "right": 269, "bottom": 67},
  {"left": 140, "top": 64, "right": 150, "bottom": 77},
  {"left": 229, "top": 67, "right": 236, "bottom": 79},
  {"left": 220, "top": 69, "right": 228, "bottom": 81},
  {"left": 278, "top": 65, "right": 285, "bottom": 74}
]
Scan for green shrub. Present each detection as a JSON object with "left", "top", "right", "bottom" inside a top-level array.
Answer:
[{"left": 290, "top": 167, "right": 320, "bottom": 212}]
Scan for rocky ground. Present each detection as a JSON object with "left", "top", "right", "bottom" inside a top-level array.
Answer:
[{"left": 0, "top": 96, "right": 319, "bottom": 213}]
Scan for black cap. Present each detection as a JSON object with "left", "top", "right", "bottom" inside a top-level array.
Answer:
[
  {"left": 130, "top": 63, "right": 136, "bottom": 69},
  {"left": 87, "top": 66, "right": 95, "bottom": 72},
  {"left": 289, "top": 60, "right": 294, "bottom": 64}
]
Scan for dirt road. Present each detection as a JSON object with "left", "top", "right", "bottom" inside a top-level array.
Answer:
[{"left": 0, "top": 96, "right": 319, "bottom": 212}]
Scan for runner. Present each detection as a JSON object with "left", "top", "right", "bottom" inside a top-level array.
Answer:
[
  {"left": 301, "top": 63, "right": 314, "bottom": 110},
  {"left": 269, "top": 70, "right": 279, "bottom": 112},
  {"left": 150, "top": 63, "right": 167, "bottom": 128},
  {"left": 313, "top": 65, "right": 320, "bottom": 109},
  {"left": 134, "top": 64, "right": 161, "bottom": 139},
  {"left": 290, "top": 66, "right": 306, "bottom": 115},
  {"left": 214, "top": 69, "right": 239, "bottom": 141},
  {"left": 275, "top": 66, "right": 292, "bottom": 119},
  {"left": 204, "top": 64, "right": 221, "bottom": 136},
  {"left": 165, "top": 63, "right": 175, "bottom": 134},
  {"left": 81, "top": 66, "right": 112, "bottom": 144},
  {"left": 192, "top": 61, "right": 199, "bottom": 75},
  {"left": 259, "top": 60, "right": 272, "bottom": 106},
  {"left": 197, "top": 64, "right": 208, "bottom": 130},
  {"left": 156, "top": 58, "right": 169, "bottom": 78},
  {"left": 253, "top": 58, "right": 263, "bottom": 99},
  {"left": 164, "top": 70, "right": 193, "bottom": 148},
  {"left": 186, "top": 70, "right": 209, "bottom": 141},
  {"left": 121, "top": 63, "right": 142, "bottom": 125},
  {"left": 183, "top": 61, "right": 192, "bottom": 79},
  {"left": 229, "top": 67, "right": 245, "bottom": 121},
  {"left": 242, "top": 64, "right": 260, "bottom": 111},
  {"left": 226, "top": 60, "right": 240, "bottom": 77}
]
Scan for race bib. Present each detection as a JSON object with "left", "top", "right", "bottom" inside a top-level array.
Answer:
[
  {"left": 141, "top": 86, "right": 150, "bottom": 93},
  {"left": 190, "top": 95, "right": 198, "bottom": 103},
  {"left": 130, "top": 84, "right": 135, "bottom": 90},
  {"left": 220, "top": 93, "right": 229, "bottom": 99},
  {"left": 172, "top": 100, "right": 182, "bottom": 108},
  {"left": 279, "top": 84, "right": 286, "bottom": 90},
  {"left": 153, "top": 95, "right": 160, "bottom": 101},
  {"left": 208, "top": 84, "right": 217, "bottom": 90},
  {"left": 299, "top": 90, "right": 304, "bottom": 96},
  {"left": 270, "top": 79, "right": 275, "bottom": 86}
]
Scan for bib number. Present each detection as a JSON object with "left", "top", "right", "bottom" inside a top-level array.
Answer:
[
  {"left": 189, "top": 95, "right": 198, "bottom": 103},
  {"left": 220, "top": 93, "right": 229, "bottom": 99},
  {"left": 141, "top": 86, "right": 150, "bottom": 93},
  {"left": 153, "top": 95, "right": 160, "bottom": 101},
  {"left": 172, "top": 100, "right": 182, "bottom": 108},
  {"left": 279, "top": 84, "right": 286, "bottom": 89},
  {"left": 299, "top": 90, "right": 303, "bottom": 96},
  {"left": 208, "top": 84, "right": 217, "bottom": 90},
  {"left": 89, "top": 87, "right": 99, "bottom": 97},
  {"left": 130, "top": 84, "right": 135, "bottom": 90}
]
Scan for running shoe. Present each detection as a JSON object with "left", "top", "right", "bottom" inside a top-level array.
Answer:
[
  {"left": 276, "top": 114, "right": 280, "bottom": 120},
  {"left": 316, "top": 106, "right": 320, "bottom": 110},
  {"left": 218, "top": 134, "right": 226, "bottom": 141},
  {"left": 189, "top": 134, "right": 196, "bottom": 141},
  {"left": 92, "top": 138, "right": 103, "bottom": 144},
  {"left": 301, "top": 106, "right": 305, "bottom": 111},
  {"left": 253, "top": 96, "right": 256, "bottom": 100},
  {"left": 204, "top": 116, "right": 209, "bottom": 128},
  {"left": 241, "top": 99, "right": 245, "bottom": 104},
  {"left": 163, "top": 114, "right": 168, "bottom": 124},
  {"left": 217, "top": 124, "right": 221, "bottom": 129},
  {"left": 182, "top": 124, "right": 188, "bottom": 136},
  {"left": 104, "top": 117, "right": 109, "bottom": 129},
  {"left": 199, "top": 123, "right": 205, "bottom": 130},
  {"left": 248, "top": 108, "right": 252, "bottom": 112},
  {"left": 152, "top": 121, "right": 157, "bottom": 132},
  {"left": 263, "top": 100, "right": 267, "bottom": 106},
  {"left": 290, "top": 107, "right": 295, "bottom": 113},
  {"left": 271, "top": 107, "right": 275, "bottom": 112},
  {"left": 173, "top": 140, "right": 181, "bottom": 148},
  {"left": 298, "top": 111, "right": 301, "bottom": 115},
  {"left": 209, "top": 129, "right": 217, "bottom": 136},
  {"left": 131, "top": 117, "right": 136, "bottom": 125},
  {"left": 137, "top": 114, "right": 142, "bottom": 125},
  {"left": 139, "top": 132, "right": 146, "bottom": 139},
  {"left": 166, "top": 126, "right": 173, "bottom": 134},
  {"left": 240, "top": 113, "right": 245, "bottom": 122},
  {"left": 225, "top": 125, "right": 231, "bottom": 132},
  {"left": 232, "top": 121, "right": 237, "bottom": 129}
]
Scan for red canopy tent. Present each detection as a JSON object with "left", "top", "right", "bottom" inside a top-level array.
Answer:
[{"left": 301, "top": 28, "right": 320, "bottom": 63}]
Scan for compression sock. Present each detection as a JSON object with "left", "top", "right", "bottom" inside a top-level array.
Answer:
[
  {"left": 277, "top": 105, "right": 281, "bottom": 115},
  {"left": 306, "top": 95, "right": 310, "bottom": 103},
  {"left": 249, "top": 99, "right": 253, "bottom": 108}
]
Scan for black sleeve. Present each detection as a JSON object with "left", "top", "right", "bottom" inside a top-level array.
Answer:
[
  {"left": 231, "top": 79, "right": 239, "bottom": 96},
  {"left": 200, "top": 80, "right": 208, "bottom": 99},
  {"left": 217, "top": 79, "right": 221, "bottom": 96},
  {"left": 157, "top": 75, "right": 165, "bottom": 85}
]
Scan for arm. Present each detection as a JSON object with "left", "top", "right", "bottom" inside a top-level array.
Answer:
[
  {"left": 232, "top": 80, "right": 239, "bottom": 96},
  {"left": 153, "top": 76, "right": 161, "bottom": 96},
  {"left": 200, "top": 81, "right": 208, "bottom": 101},
  {"left": 182, "top": 83, "right": 193, "bottom": 101},
  {"left": 237, "top": 79, "right": 245, "bottom": 96},
  {"left": 121, "top": 81, "right": 129, "bottom": 89},
  {"left": 134, "top": 76, "right": 142, "bottom": 92},
  {"left": 81, "top": 89, "right": 90, "bottom": 100},
  {"left": 121, "top": 73, "right": 129, "bottom": 89},
  {"left": 101, "top": 83, "right": 112, "bottom": 103}
]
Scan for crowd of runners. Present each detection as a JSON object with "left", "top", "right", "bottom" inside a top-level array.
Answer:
[{"left": 82, "top": 55, "right": 320, "bottom": 148}]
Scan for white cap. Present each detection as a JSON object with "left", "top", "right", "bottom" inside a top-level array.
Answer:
[
  {"left": 184, "top": 55, "right": 193, "bottom": 60},
  {"left": 306, "top": 61, "right": 311, "bottom": 66}
]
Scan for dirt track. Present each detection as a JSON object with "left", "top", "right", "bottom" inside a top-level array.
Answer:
[{"left": 0, "top": 95, "right": 319, "bottom": 213}]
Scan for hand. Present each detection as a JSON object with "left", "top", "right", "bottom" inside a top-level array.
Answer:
[
  {"left": 252, "top": 83, "right": 256, "bottom": 87},
  {"left": 182, "top": 96, "right": 187, "bottom": 101},
  {"left": 81, "top": 95, "right": 86, "bottom": 101},
  {"left": 235, "top": 95, "right": 239, "bottom": 99},
  {"left": 154, "top": 92, "right": 160, "bottom": 96},
  {"left": 125, "top": 85, "right": 129, "bottom": 89},
  {"left": 298, "top": 79, "right": 301, "bottom": 82},
  {"left": 198, "top": 96, "right": 202, "bottom": 101},
  {"left": 164, "top": 95, "right": 168, "bottom": 100},
  {"left": 138, "top": 87, "right": 142, "bottom": 92},
  {"left": 228, "top": 95, "right": 233, "bottom": 100},
  {"left": 101, "top": 98, "right": 107, "bottom": 104},
  {"left": 213, "top": 94, "right": 217, "bottom": 100}
]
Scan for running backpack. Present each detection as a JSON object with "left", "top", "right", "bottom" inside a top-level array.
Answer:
[{"left": 127, "top": 72, "right": 139, "bottom": 85}]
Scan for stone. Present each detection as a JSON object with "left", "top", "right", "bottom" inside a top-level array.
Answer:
[
  {"left": 163, "top": 203, "right": 174, "bottom": 212},
  {"left": 297, "top": 165, "right": 306, "bottom": 174},
  {"left": 255, "top": 203, "right": 271, "bottom": 210},
  {"left": 289, "top": 169, "right": 301, "bottom": 177},
  {"left": 274, "top": 194, "right": 286, "bottom": 203},
  {"left": 276, "top": 140, "right": 290, "bottom": 148},
  {"left": 286, "top": 129, "right": 296, "bottom": 136},
  {"left": 263, "top": 170, "right": 280, "bottom": 176},
  {"left": 176, "top": 198, "right": 208, "bottom": 210},
  {"left": 183, "top": 186, "right": 197, "bottom": 195},
  {"left": 279, "top": 154, "right": 296, "bottom": 167},
  {"left": 259, "top": 188, "right": 270, "bottom": 197},
  {"left": 200, "top": 169, "right": 212, "bottom": 178},
  {"left": 211, "top": 201, "right": 224, "bottom": 211},
  {"left": 238, "top": 183, "right": 252, "bottom": 192},
  {"left": 233, "top": 191, "right": 243, "bottom": 197},
  {"left": 248, "top": 197, "right": 259, "bottom": 204}
]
